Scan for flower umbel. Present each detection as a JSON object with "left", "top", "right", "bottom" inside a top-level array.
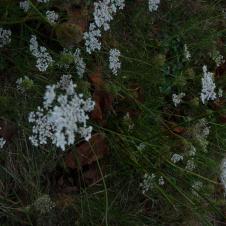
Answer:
[
  {"left": 29, "top": 35, "right": 53, "bottom": 72},
  {"left": 200, "top": 65, "right": 216, "bottom": 104},
  {"left": 148, "top": 0, "right": 160, "bottom": 12},
  {"left": 109, "top": 48, "right": 121, "bottom": 75},
  {"left": 0, "top": 28, "right": 11, "bottom": 48},
  {"left": 28, "top": 78, "right": 95, "bottom": 151}
]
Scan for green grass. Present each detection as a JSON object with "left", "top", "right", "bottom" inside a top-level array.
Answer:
[{"left": 1, "top": 0, "right": 226, "bottom": 225}]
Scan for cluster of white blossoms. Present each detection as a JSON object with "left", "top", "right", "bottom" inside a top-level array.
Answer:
[
  {"left": 200, "top": 65, "right": 217, "bottom": 104},
  {"left": 158, "top": 176, "right": 165, "bottom": 186},
  {"left": 20, "top": 1, "right": 29, "bottom": 12},
  {"left": 192, "top": 118, "right": 210, "bottom": 153},
  {"left": 137, "top": 143, "right": 146, "bottom": 151},
  {"left": 0, "top": 28, "right": 11, "bottom": 48},
  {"left": 28, "top": 78, "right": 95, "bottom": 151},
  {"left": 210, "top": 50, "right": 225, "bottom": 67},
  {"left": 33, "top": 194, "right": 55, "bottom": 214},
  {"left": 63, "top": 48, "right": 86, "bottom": 78},
  {"left": 140, "top": 173, "right": 164, "bottom": 194},
  {"left": 84, "top": 0, "right": 125, "bottom": 54},
  {"left": 46, "top": 10, "right": 59, "bottom": 24},
  {"left": 37, "top": 0, "right": 49, "bottom": 3},
  {"left": 172, "top": 92, "right": 185, "bottom": 107},
  {"left": 220, "top": 158, "right": 226, "bottom": 195},
  {"left": 16, "top": 76, "right": 34, "bottom": 93},
  {"left": 30, "top": 35, "right": 53, "bottom": 72},
  {"left": 148, "top": 0, "right": 160, "bottom": 12},
  {"left": 184, "top": 44, "right": 191, "bottom": 60},
  {"left": 109, "top": 49, "right": 121, "bottom": 75},
  {"left": 140, "top": 173, "right": 155, "bottom": 194},
  {"left": 0, "top": 137, "right": 6, "bottom": 149},
  {"left": 191, "top": 181, "right": 203, "bottom": 196},
  {"left": 171, "top": 153, "right": 183, "bottom": 163},
  {"left": 218, "top": 88, "right": 223, "bottom": 98},
  {"left": 185, "top": 158, "right": 196, "bottom": 171}
]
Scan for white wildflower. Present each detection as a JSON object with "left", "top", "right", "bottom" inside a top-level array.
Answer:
[
  {"left": 158, "top": 176, "right": 164, "bottom": 186},
  {"left": 0, "top": 137, "right": 6, "bottom": 149},
  {"left": 56, "top": 74, "right": 72, "bottom": 90},
  {"left": 109, "top": 49, "right": 121, "bottom": 75},
  {"left": 20, "top": 1, "right": 29, "bottom": 12},
  {"left": 172, "top": 92, "right": 185, "bottom": 107},
  {"left": 192, "top": 119, "right": 210, "bottom": 152},
  {"left": 220, "top": 158, "right": 226, "bottom": 195},
  {"left": 140, "top": 173, "right": 155, "bottom": 194},
  {"left": 62, "top": 48, "right": 86, "bottom": 78},
  {"left": 185, "top": 158, "right": 196, "bottom": 171},
  {"left": 33, "top": 194, "right": 55, "bottom": 214},
  {"left": 148, "top": 0, "right": 160, "bottom": 12},
  {"left": 137, "top": 143, "right": 146, "bottom": 151},
  {"left": 16, "top": 76, "right": 33, "bottom": 93},
  {"left": 192, "top": 181, "right": 203, "bottom": 196},
  {"left": 188, "top": 145, "right": 196, "bottom": 157},
  {"left": 73, "top": 49, "right": 86, "bottom": 78},
  {"left": 84, "top": 0, "right": 125, "bottom": 54},
  {"left": 184, "top": 44, "right": 191, "bottom": 60},
  {"left": 200, "top": 65, "right": 217, "bottom": 104},
  {"left": 29, "top": 35, "right": 53, "bottom": 72},
  {"left": 218, "top": 88, "right": 223, "bottom": 98},
  {"left": 0, "top": 28, "right": 11, "bottom": 48},
  {"left": 43, "top": 85, "right": 56, "bottom": 109},
  {"left": 171, "top": 153, "right": 183, "bottom": 163},
  {"left": 28, "top": 79, "right": 95, "bottom": 151},
  {"left": 210, "top": 50, "right": 225, "bottom": 67},
  {"left": 84, "top": 23, "right": 102, "bottom": 54},
  {"left": 46, "top": 10, "right": 59, "bottom": 24},
  {"left": 37, "top": 0, "right": 49, "bottom": 3}
]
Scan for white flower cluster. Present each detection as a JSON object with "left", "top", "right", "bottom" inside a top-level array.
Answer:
[
  {"left": 46, "top": 10, "right": 59, "bottom": 24},
  {"left": 84, "top": 0, "right": 125, "bottom": 54},
  {"left": 158, "top": 176, "right": 165, "bottom": 186},
  {"left": 184, "top": 44, "right": 191, "bottom": 60},
  {"left": 200, "top": 65, "right": 217, "bottom": 104},
  {"left": 74, "top": 49, "right": 86, "bottom": 78},
  {"left": 148, "top": 0, "right": 160, "bottom": 12},
  {"left": 172, "top": 92, "right": 185, "bottom": 107},
  {"left": 140, "top": 173, "right": 164, "bottom": 194},
  {"left": 192, "top": 119, "right": 210, "bottom": 153},
  {"left": 33, "top": 194, "right": 55, "bottom": 214},
  {"left": 28, "top": 78, "right": 95, "bottom": 151},
  {"left": 171, "top": 153, "right": 183, "bottom": 163},
  {"left": 191, "top": 181, "right": 203, "bottom": 196},
  {"left": 37, "top": 0, "right": 49, "bottom": 3},
  {"left": 56, "top": 74, "right": 72, "bottom": 90},
  {"left": 185, "top": 159, "right": 196, "bottom": 171},
  {"left": 218, "top": 88, "right": 223, "bottom": 98},
  {"left": 63, "top": 48, "right": 86, "bottom": 78},
  {"left": 29, "top": 35, "right": 53, "bottom": 72},
  {"left": 137, "top": 143, "right": 146, "bottom": 151},
  {"left": 16, "top": 76, "right": 33, "bottom": 93},
  {"left": 210, "top": 50, "right": 225, "bottom": 67},
  {"left": 109, "top": 48, "right": 121, "bottom": 75},
  {"left": 0, "top": 137, "right": 6, "bottom": 149},
  {"left": 0, "top": 28, "right": 11, "bottom": 48},
  {"left": 20, "top": 1, "right": 29, "bottom": 12},
  {"left": 220, "top": 158, "right": 226, "bottom": 195},
  {"left": 140, "top": 173, "right": 155, "bottom": 194}
]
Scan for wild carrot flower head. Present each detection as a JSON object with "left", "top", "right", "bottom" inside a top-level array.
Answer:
[
  {"left": 0, "top": 28, "right": 11, "bottom": 48},
  {"left": 28, "top": 78, "right": 95, "bottom": 151}
]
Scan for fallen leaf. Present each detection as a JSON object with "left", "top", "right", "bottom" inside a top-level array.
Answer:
[
  {"left": 65, "top": 133, "right": 109, "bottom": 169},
  {"left": 82, "top": 162, "right": 102, "bottom": 186},
  {"left": 89, "top": 68, "right": 105, "bottom": 89}
]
